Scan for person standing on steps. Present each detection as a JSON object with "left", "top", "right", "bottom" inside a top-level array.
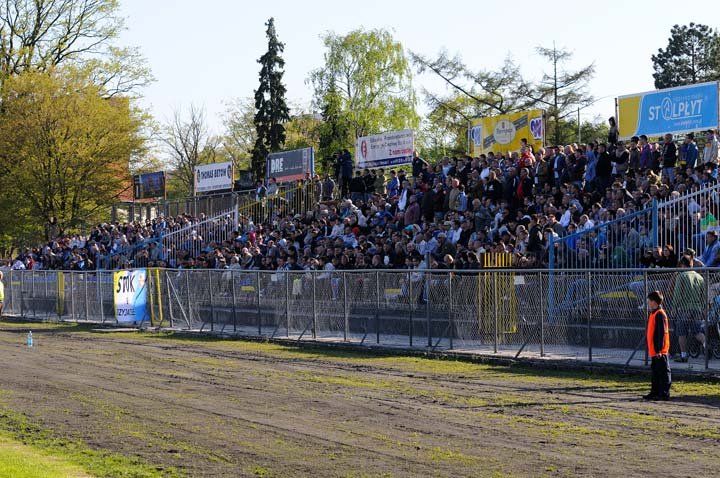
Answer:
[{"left": 645, "top": 290, "right": 671, "bottom": 401}]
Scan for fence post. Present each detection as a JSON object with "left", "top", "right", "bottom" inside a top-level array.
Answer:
[
  {"left": 285, "top": 272, "right": 290, "bottom": 337},
  {"left": 644, "top": 270, "right": 649, "bottom": 366},
  {"left": 651, "top": 199, "right": 658, "bottom": 248},
  {"left": 492, "top": 271, "right": 498, "bottom": 354},
  {"left": 70, "top": 273, "right": 75, "bottom": 321},
  {"left": 426, "top": 271, "right": 432, "bottom": 348},
  {"left": 44, "top": 271, "right": 49, "bottom": 319},
  {"left": 343, "top": 272, "right": 348, "bottom": 342},
  {"left": 30, "top": 271, "right": 35, "bottom": 317},
  {"left": 408, "top": 272, "right": 414, "bottom": 347},
  {"left": 705, "top": 269, "right": 710, "bottom": 370},
  {"left": 548, "top": 235, "right": 556, "bottom": 326},
  {"left": 311, "top": 272, "right": 317, "bottom": 339},
  {"left": 375, "top": 271, "right": 381, "bottom": 344},
  {"left": 98, "top": 271, "right": 105, "bottom": 324},
  {"left": 448, "top": 273, "right": 454, "bottom": 350},
  {"left": 231, "top": 272, "right": 238, "bottom": 333},
  {"left": 84, "top": 272, "right": 89, "bottom": 322},
  {"left": 19, "top": 272, "right": 24, "bottom": 317},
  {"left": 540, "top": 271, "right": 545, "bottom": 357},
  {"left": 185, "top": 272, "right": 192, "bottom": 328},
  {"left": 425, "top": 270, "right": 431, "bottom": 348},
  {"left": 165, "top": 272, "right": 174, "bottom": 328},
  {"left": 207, "top": 270, "right": 215, "bottom": 332},
  {"left": 256, "top": 271, "right": 262, "bottom": 335},
  {"left": 587, "top": 271, "right": 592, "bottom": 362}
]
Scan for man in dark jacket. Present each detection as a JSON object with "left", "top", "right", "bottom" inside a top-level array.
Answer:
[
  {"left": 595, "top": 143, "right": 613, "bottom": 193},
  {"left": 662, "top": 134, "right": 677, "bottom": 182},
  {"left": 349, "top": 171, "right": 366, "bottom": 205},
  {"left": 483, "top": 171, "right": 503, "bottom": 202},
  {"left": 411, "top": 150, "right": 429, "bottom": 186}
]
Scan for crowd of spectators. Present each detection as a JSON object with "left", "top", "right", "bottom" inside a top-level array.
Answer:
[{"left": 9, "top": 124, "right": 720, "bottom": 273}]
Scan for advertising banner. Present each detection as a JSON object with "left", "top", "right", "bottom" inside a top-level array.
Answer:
[
  {"left": 617, "top": 81, "right": 719, "bottom": 139},
  {"left": 468, "top": 110, "right": 544, "bottom": 156},
  {"left": 266, "top": 147, "right": 315, "bottom": 183},
  {"left": 133, "top": 171, "right": 166, "bottom": 200},
  {"left": 194, "top": 161, "right": 234, "bottom": 194},
  {"left": 113, "top": 269, "right": 148, "bottom": 323},
  {"left": 356, "top": 129, "right": 414, "bottom": 169}
]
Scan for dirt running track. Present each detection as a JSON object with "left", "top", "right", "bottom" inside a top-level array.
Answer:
[{"left": 0, "top": 323, "right": 718, "bottom": 478}]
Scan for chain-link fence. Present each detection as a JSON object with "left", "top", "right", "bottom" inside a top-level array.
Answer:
[{"left": 3, "top": 268, "right": 720, "bottom": 371}]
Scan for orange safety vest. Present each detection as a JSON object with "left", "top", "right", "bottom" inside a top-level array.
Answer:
[{"left": 647, "top": 308, "right": 670, "bottom": 357}]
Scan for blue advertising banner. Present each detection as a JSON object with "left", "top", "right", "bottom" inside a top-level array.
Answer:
[
  {"left": 113, "top": 269, "right": 148, "bottom": 323},
  {"left": 618, "top": 81, "right": 719, "bottom": 139},
  {"left": 266, "top": 147, "right": 314, "bottom": 183}
]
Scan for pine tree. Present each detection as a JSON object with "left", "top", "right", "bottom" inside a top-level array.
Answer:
[
  {"left": 251, "top": 18, "right": 290, "bottom": 180},
  {"left": 652, "top": 23, "right": 720, "bottom": 89}
]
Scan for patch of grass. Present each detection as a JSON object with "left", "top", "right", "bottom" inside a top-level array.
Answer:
[
  {"left": 0, "top": 405, "right": 178, "bottom": 477},
  {"left": 0, "top": 320, "right": 87, "bottom": 331},
  {"left": 425, "top": 446, "right": 478, "bottom": 465},
  {"left": 0, "top": 433, "right": 91, "bottom": 478}
]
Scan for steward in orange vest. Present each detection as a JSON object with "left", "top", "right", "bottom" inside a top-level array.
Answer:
[{"left": 645, "top": 291, "right": 671, "bottom": 401}]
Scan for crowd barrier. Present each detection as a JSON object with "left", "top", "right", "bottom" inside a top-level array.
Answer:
[
  {"left": 551, "top": 182, "right": 720, "bottom": 270},
  {"left": 3, "top": 268, "right": 720, "bottom": 371}
]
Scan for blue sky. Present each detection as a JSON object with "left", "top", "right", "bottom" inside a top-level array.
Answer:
[{"left": 117, "top": 0, "right": 718, "bottom": 135}]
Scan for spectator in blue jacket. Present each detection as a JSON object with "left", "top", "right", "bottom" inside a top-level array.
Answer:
[
  {"left": 681, "top": 133, "right": 699, "bottom": 169},
  {"left": 700, "top": 230, "right": 720, "bottom": 267}
]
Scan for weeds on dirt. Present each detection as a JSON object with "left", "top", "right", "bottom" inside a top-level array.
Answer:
[{"left": 0, "top": 404, "right": 180, "bottom": 477}]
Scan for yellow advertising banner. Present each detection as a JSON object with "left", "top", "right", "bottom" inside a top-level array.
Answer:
[{"left": 468, "top": 110, "right": 544, "bottom": 156}]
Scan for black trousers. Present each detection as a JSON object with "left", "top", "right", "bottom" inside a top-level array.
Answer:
[{"left": 650, "top": 355, "right": 672, "bottom": 397}]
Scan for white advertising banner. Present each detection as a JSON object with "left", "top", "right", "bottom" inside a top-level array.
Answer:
[
  {"left": 194, "top": 161, "right": 234, "bottom": 194},
  {"left": 356, "top": 129, "right": 414, "bottom": 169}
]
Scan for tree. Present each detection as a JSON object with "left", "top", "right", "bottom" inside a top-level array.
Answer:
[
  {"left": 0, "top": 0, "right": 151, "bottom": 94},
  {"left": 222, "top": 97, "right": 256, "bottom": 172},
  {"left": 251, "top": 17, "right": 290, "bottom": 180},
  {"left": 161, "top": 105, "right": 220, "bottom": 197},
  {"left": 413, "top": 47, "right": 594, "bottom": 147},
  {"left": 418, "top": 92, "right": 477, "bottom": 158},
  {"left": 535, "top": 45, "right": 595, "bottom": 146},
  {"left": 284, "top": 106, "right": 321, "bottom": 152},
  {"left": 411, "top": 52, "right": 539, "bottom": 118},
  {"left": 652, "top": 23, "right": 720, "bottom": 89},
  {"left": 317, "top": 78, "right": 352, "bottom": 172},
  {"left": 0, "top": 69, "right": 147, "bottom": 241},
  {"left": 311, "top": 28, "right": 419, "bottom": 141}
]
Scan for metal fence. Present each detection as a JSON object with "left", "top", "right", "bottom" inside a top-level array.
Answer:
[
  {"left": 3, "top": 268, "right": 720, "bottom": 371},
  {"left": 549, "top": 182, "right": 720, "bottom": 270},
  {"left": 656, "top": 183, "right": 720, "bottom": 256}
]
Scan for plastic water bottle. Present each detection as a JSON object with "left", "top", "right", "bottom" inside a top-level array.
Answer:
[{"left": 27, "top": 331, "right": 33, "bottom": 348}]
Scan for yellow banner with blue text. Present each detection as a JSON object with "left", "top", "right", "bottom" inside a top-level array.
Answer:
[{"left": 469, "top": 110, "right": 544, "bottom": 156}]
